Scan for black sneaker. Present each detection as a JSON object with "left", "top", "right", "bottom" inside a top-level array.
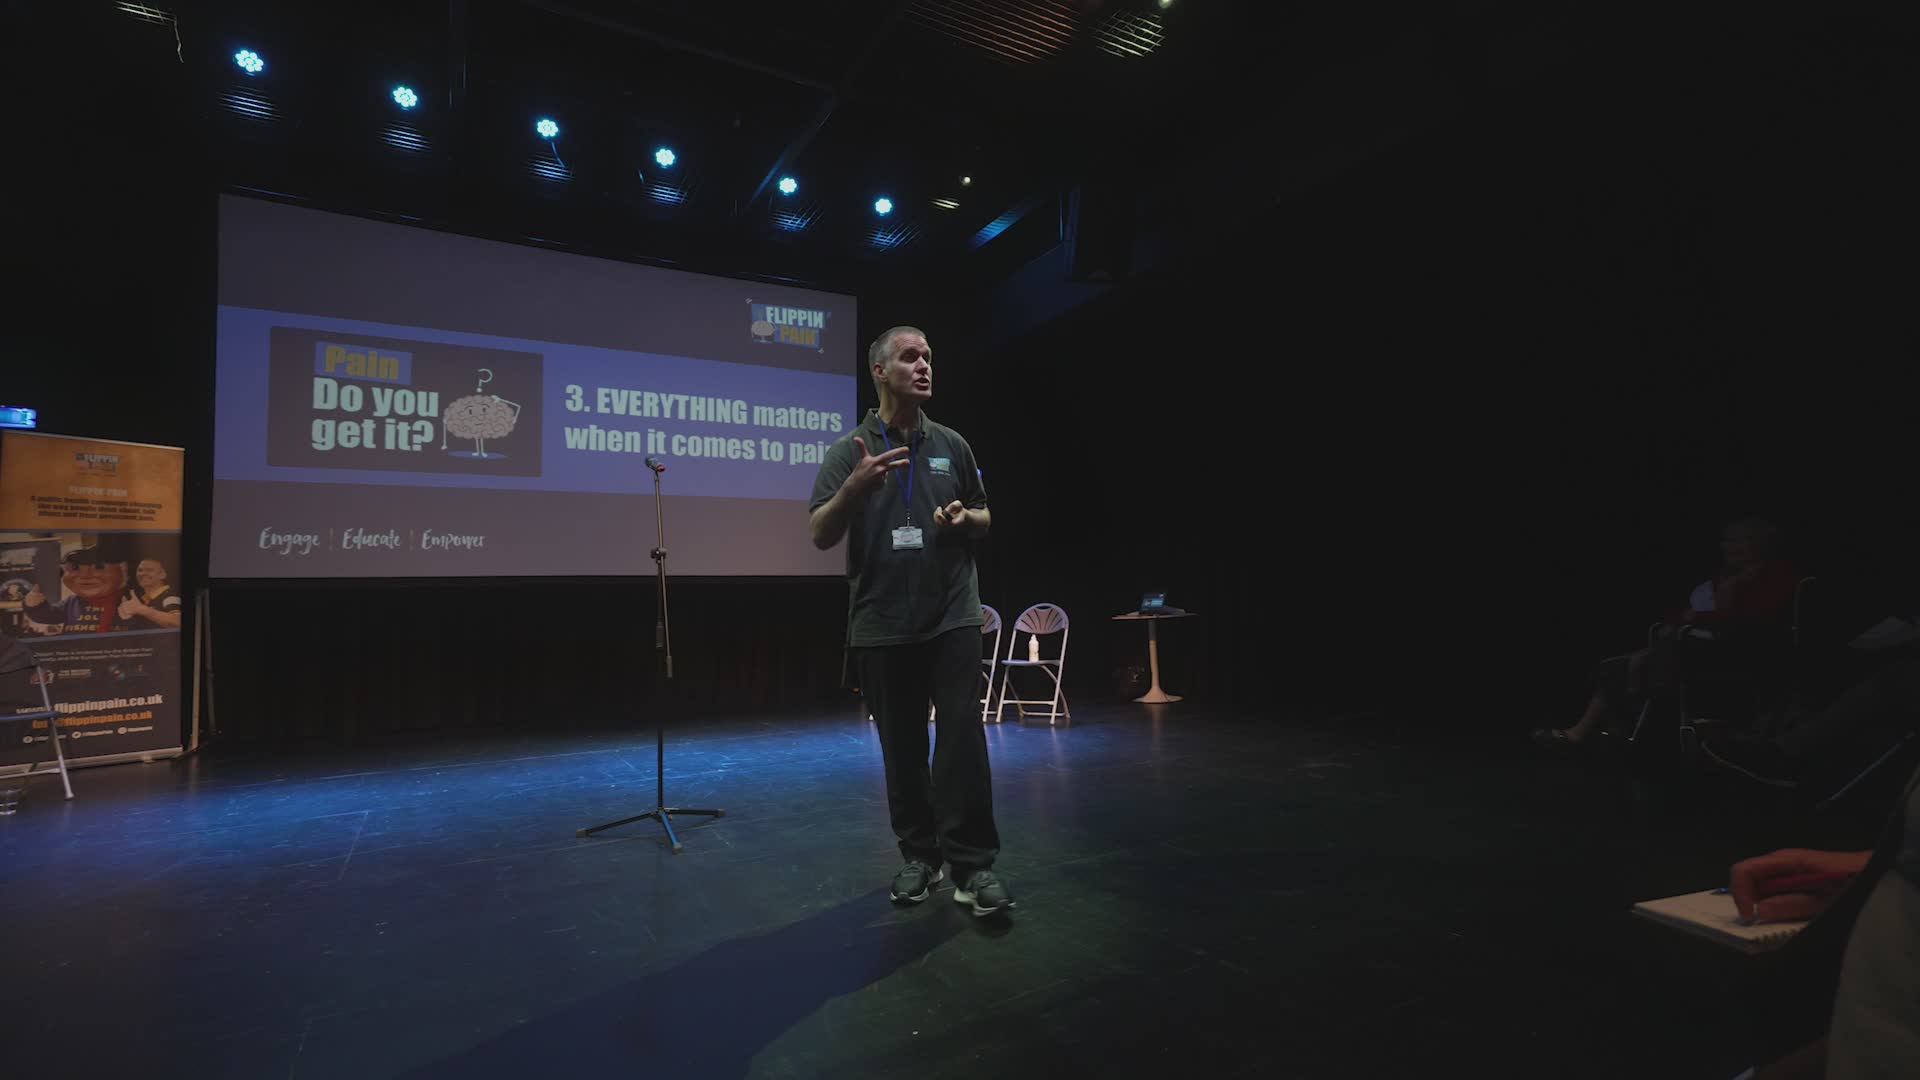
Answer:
[
  {"left": 953, "top": 869, "right": 1015, "bottom": 917},
  {"left": 890, "top": 859, "right": 945, "bottom": 903}
]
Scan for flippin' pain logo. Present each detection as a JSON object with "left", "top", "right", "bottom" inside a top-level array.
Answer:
[{"left": 748, "top": 301, "right": 828, "bottom": 351}]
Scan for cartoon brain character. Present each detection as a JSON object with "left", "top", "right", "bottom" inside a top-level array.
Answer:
[{"left": 441, "top": 369, "right": 522, "bottom": 458}]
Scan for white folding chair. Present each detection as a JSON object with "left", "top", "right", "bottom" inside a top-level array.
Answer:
[
  {"left": 0, "top": 636, "right": 73, "bottom": 813},
  {"left": 979, "top": 605, "right": 1003, "bottom": 723},
  {"left": 866, "top": 606, "right": 1008, "bottom": 726},
  {"left": 997, "top": 603, "right": 1070, "bottom": 724}
]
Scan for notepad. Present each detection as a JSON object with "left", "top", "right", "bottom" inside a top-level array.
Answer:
[
  {"left": 1849, "top": 616, "right": 1920, "bottom": 652},
  {"left": 1631, "top": 890, "right": 1808, "bottom": 954}
]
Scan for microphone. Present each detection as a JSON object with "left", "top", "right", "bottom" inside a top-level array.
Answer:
[{"left": 644, "top": 456, "right": 666, "bottom": 473}]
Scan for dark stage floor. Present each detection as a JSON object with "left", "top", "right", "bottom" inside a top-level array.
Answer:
[{"left": 0, "top": 704, "right": 1855, "bottom": 1078}]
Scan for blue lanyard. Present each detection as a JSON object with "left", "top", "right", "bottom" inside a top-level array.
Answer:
[{"left": 878, "top": 425, "right": 916, "bottom": 523}]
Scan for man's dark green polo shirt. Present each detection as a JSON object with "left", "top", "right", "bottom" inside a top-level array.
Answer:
[{"left": 810, "top": 409, "right": 988, "bottom": 648}]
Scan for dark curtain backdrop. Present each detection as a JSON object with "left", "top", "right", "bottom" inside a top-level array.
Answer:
[
  {"left": 7, "top": 5, "right": 1915, "bottom": 744},
  {"left": 924, "top": 8, "right": 1920, "bottom": 725},
  {"left": 205, "top": 579, "right": 855, "bottom": 741}
]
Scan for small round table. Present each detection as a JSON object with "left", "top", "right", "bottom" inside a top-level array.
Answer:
[{"left": 1111, "top": 611, "right": 1195, "bottom": 703}]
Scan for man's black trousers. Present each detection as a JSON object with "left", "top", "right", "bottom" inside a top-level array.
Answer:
[{"left": 857, "top": 625, "right": 1000, "bottom": 873}]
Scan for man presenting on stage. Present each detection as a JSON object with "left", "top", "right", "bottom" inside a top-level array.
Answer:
[{"left": 808, "top": 326, "right": 1013, "bottom": 916}]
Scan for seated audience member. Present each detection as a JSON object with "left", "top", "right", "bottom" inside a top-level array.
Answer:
[
  {"left": 1726, "top": 763, "right": 1920, "bottom": 1079},
  {"left": 1535, "top": 518, "right": 1798, "bottom": 746}
]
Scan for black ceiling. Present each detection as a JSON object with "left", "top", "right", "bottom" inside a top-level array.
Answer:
[
  {"left": 68, "top": 2, "right": 1920, "bottom": 305},
  {"left": 76, "top": 0, "right": 1326, "bottom": 294}
]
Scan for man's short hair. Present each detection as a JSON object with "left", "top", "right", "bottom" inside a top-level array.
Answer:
[{"left": 867, "top": 325, "right": 928, "bottom": 373}]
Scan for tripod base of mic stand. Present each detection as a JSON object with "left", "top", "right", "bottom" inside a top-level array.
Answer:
[{"left": 576, "top": 806, "right": 724, "bottom": 853}]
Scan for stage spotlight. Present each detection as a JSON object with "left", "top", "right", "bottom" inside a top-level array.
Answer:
[
  {"left": 874, "top": 196, "right": 894, "bottom": 216},
  {"left": 536, "top": 118, "right": 559, "bottom": 138},
  {"left": 960, "top": 175, "right": 973, "bottom": 187},
  {"left": 233, "top": 48, "right": 264, "bottom": 75},
  {"left": 654, "top": 147, "right": 676, "bottom": 168},
  {"left": 777, "top": 176, "right": 798, "bottom": 196},
  {"left": 1157, "top": 0, "right": 1173, "bottom": 7},
  {"left": 392, "top": 85, "right": 418, "bottom": 109}
]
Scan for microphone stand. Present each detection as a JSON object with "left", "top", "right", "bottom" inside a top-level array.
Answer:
[{"left": 576, "top": 459, "right": 724, "bottom": 852}]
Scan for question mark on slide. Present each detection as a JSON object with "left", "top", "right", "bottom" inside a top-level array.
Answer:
[
  {"left": 476, "top": 368, "right": 493, "bottom": 393},
  {"left": 413, "top": 419, "right": 433, "bottom": 450}
]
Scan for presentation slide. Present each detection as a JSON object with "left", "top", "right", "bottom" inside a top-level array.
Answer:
[{"left": 211, "top": 196, "right": 858, "bottom": 577}]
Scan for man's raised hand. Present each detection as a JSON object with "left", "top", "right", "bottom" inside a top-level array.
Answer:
[{"left": 842, "top": 437, "right": 912, "bottom": 498}]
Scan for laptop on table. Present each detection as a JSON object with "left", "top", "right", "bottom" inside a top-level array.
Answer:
[{"left": 1138, "top": 592, "right": 1185, "bottom": 616}]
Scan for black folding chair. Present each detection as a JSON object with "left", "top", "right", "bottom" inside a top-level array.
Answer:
[
  {"left": 1818, "top": 730, "right": 1920, "bottom": 811},
  {"left": 1631, "top": 577, "right": 1817, "bottom": 753},
  {"left": 0, "top": 635, "right": 73, "bottom": 813}
]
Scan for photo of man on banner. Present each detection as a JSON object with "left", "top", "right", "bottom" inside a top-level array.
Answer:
[
  {"left": 123, "top": 554, "right": 183, "bottom": 630},
  {"left": 14, "top": 534, "right": 184, "bottom": 636}
]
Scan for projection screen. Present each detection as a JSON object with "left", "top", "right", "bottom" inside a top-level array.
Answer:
[{"left": 211, "top": 196, "right": 857, "bottom": 577}]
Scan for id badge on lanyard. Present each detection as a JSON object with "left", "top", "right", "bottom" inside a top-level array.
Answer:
[{"left": 880, "top": 428, "right": 924, "bottom": 550}]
